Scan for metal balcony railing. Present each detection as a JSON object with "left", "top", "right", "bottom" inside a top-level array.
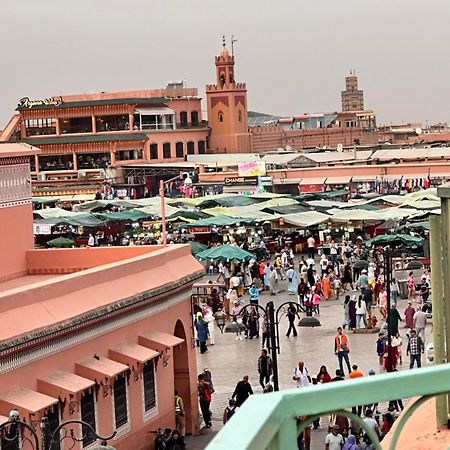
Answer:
[{"left": 206, "top": 364, "right": 450, "bottom": 450}]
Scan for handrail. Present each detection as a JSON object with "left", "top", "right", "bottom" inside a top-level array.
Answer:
[{"left": 206, "top": 364, "right": 450, "bottom": 450}]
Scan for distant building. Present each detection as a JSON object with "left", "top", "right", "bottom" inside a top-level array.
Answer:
[
  {"left": 0, "top": 144, "right": 204, "bottom": 449},
  {"left": 341, "top": 70, "right": 364, "bottom": 112}
]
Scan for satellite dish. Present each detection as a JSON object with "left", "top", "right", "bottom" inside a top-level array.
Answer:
[
  {"left": 415, "top": 128, "right": 422, "bottom": 135},
  {"left": 277, "top": 147, "right": 284, "bottom": 152},
  {"left": 285, "top": 145, "right": 292, "bottom": 151},
  {"left": 337, "top": 144, "right": 343, "bottom": 152}
]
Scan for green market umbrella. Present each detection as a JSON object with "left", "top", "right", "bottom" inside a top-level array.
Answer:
[
  {"left": 188, "top": 241, "right": 208, "bottom": 256},
  {"left": 47, "top": 237, "right": 75, "bottom": 248},
  {"left": 196, "top": 244, "right": 255, "bottom": 262},
  {"left": 365, "top": 234, "right": 424, "bottom": 248}
]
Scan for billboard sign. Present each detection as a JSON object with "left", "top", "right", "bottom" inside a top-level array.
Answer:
[{"left": 238, "top": 161, "right": 266, "bottom": 177}]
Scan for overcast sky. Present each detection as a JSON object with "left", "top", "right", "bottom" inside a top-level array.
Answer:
[{"left": 1, "top": 0, "right": 449, "bottom": 127}]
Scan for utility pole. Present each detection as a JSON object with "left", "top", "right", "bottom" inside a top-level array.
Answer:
[{"left": 384, "top": 246, "right": 393, "bottom": 372}]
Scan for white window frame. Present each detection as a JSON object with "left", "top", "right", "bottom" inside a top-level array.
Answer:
[
  {"left": 142, "top": 359, "right": 158, "bottom": 422},
  {"left": 112, "top": 374, "right": 131, "bottom": 439}
]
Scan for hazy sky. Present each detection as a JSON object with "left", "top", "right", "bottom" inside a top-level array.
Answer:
[{"left": 1, "top": 0, "right": 449, "bottom": 127}]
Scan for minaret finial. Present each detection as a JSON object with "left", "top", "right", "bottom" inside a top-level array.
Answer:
[{"left": 222, "top": 35, "right": 226, "bottom": 47}]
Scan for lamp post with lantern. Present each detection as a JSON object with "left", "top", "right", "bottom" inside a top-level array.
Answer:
[{"left": 159, "top": 172, "right": 192, "bottom": 247}]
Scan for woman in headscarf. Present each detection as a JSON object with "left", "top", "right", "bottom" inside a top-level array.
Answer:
[
  {"left": 247, "top": 306, "right": 259, "bottom": 339},
  {"left": 348, "top": 295, "right": 357, "bottom": 330},
  {"left": 342, "top": 434, "right": 359, "bottom": 450}
]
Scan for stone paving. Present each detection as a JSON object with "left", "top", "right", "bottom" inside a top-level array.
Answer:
[{"left": 186, "top": 274, "right": 432, "bottom": 450}]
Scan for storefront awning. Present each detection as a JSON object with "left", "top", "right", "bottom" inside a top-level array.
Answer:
[
  {"left": 325, "top": 176, "right": 352, "bottom": 185},
  {"left": 139, "top": 331, "right": 184, "bottom": 353},
  {"left": 38, "top": 371, "right": 95, "bottom": 399},
  {"left": 109, "top": 343, "right": 159, "bottom": 367},
  {"left": 0, "top": 388, "right": 57, "bottom": 416},
  {"left": 299, "top": 177, "right": 326, "bottom": 186},
  {"left": 75, "top": 356, "right": 128, "bottom": 383},
  {"left": 135, "top": 107, "right": 174, "bottom": 115}
]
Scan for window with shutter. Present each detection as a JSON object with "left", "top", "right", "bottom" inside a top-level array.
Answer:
[
  {"left": 81, "top": 390, "right": 96, "bottom": 447},
  {"left": 143, "top": 361, "right": 156, "bottom": 412},
  {"left": 114, "top": 375, "right": 128, "bottom": 429}
]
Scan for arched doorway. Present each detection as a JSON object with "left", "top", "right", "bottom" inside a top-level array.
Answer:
[{"left": 173, "top": 320, "right": 196, "bottom": 435}]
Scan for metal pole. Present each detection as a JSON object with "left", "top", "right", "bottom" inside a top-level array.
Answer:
[
  {"left": 160, "top": 179, "right": 167, "bottom": 247},
  {"left": 384, "top": 246, "right": 393, "bottom": 372},
  {"left": 267, "top": 301, "right": 279, "bottom": 391},
  {"left": 439, "top": 195, "right": 450, "bottom": 421},
  {"left": 430, "top": 215, "right": 447, "bottom": 426}
]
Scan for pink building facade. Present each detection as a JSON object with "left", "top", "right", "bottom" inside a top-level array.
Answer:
[{"left": 0, "top": 144, "right": 204, "bottom": 449}]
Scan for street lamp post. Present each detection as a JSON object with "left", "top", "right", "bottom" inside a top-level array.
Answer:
[
  {"left": 383, "top": 245, "right": 393, "bottom": 372},
  {"left": 226, "top": 300, "right": 305, "bottom": 392},
  {"left": 159, "top": 173, "right": 191, "bottom": 247}
]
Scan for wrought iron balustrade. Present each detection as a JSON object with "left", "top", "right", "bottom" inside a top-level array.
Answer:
[{"left": 206, "top": 364, "right": 450, "bottom": 450}]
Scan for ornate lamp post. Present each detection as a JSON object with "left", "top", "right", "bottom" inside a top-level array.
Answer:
[
  {"left": 0, "top": 417, "right": 116, "bottom": 450},
  {"left": 225, "top": 300, "right": 305, "bottom": 391}
]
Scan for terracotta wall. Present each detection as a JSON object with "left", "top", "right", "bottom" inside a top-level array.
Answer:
[
  {"left": 0, "top": 204, "right": 34, "bottom": 283},
  {"left": 0, "top": 299, "right": 199, "bottom": 450}
]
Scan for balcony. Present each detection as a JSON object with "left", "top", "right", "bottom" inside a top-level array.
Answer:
[{"left": 206, "top": 364, "right": 450, "bottom": 450}]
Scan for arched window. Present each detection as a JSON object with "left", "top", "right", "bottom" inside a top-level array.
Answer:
[
  {"left": 191, "top": 111, "right": 199, "bottom": 127},
  {"left": 163, "top": 143, "right": 171, "bottom": 159},
  {"left": 150, "top": 143, "right": 158, "bottom": 160},
  {"left": 218, "top": 111, "right": 224, "bottom": 123},
  {"left": 180, "top": 111, "right": 188, "bottom": 127},
  {"left": 175, "top": 142, "right": 184, "bottom": 158},
  {"left": 187, "top": 141, "right": 195, "bottom": 155},
  {"left": 238, "top": 110, "right": 242, "bottom": 122},
  {"left": 198, "top": 140, "right": 206, "bottom": 154}
]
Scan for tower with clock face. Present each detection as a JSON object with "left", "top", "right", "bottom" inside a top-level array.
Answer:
[{"left": 206, "top": 40, "right": 252, "bottom": 154}]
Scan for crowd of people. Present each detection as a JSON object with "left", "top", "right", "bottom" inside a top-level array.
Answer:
[{"left": 188, "top": 233, "right": 431, "bottom": 449}]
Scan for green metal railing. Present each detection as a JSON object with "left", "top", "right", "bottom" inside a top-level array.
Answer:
[{"left": 206, "top": 364, "right": 450, "bottom": 450}]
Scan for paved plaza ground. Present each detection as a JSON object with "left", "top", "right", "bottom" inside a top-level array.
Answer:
[{"left": 186, "top": 273, "right": 432, "bottom": 450}]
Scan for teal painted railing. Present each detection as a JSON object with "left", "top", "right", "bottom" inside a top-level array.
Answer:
[{"left": 206, "top": 364, "right": 450, "bottom": 450}]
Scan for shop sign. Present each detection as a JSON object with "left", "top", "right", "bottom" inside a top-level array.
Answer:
[
  {"left": 224, "top": 176, "right": 258, "bottom": 186},
  {"left": 190, "top": 226, "right": 212, "bottom": 234},
  {"left": 17, "top": 96, "right": 63, "bottom": 109},
  {"left": 259, "top": 176, "right": 273, "bottom": 186},
  {"left": 33, "top": 223, "right": 52, "bottom": 235}
]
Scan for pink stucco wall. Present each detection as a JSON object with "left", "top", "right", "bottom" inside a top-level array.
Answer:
[{"left": 0, "top": 204, "right": 34, "bottom": 283}]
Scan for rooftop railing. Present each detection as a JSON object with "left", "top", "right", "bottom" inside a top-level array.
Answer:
[{"left": 206, "top": 364, "right": 450, "bottom": 450}]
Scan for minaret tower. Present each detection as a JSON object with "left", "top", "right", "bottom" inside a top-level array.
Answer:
[
  {"left": 341, "top": 70, "right": 364, "bottom": 111},
  {"left": 206, "top": 37, "right": 252, "bottom": 154}
]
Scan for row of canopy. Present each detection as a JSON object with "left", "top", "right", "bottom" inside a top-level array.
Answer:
[{"left": 33, "top": 189, "right": 441, "bottom": 229}]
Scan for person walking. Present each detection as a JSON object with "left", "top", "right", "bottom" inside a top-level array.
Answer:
[
  {"left": 249, "top": 283, "right": 259, "bottom": 305},
  {"left": 307, "top": 264, "right": 315, "bottom": 288},
  {"left": 307, "top": 235, "right": 316, "bottom": 259},
  {"left": 342, "top": 262, "right": 353, "bottom": 291},
  {"left": 355, "top": 295, "right": 368, "bottom": 329},
  {"left": 413, "top": 307, "right": 427, "bottom": 345},
  {"left": 232, "top": 375, "right": 254, "bottom": 407},
  {"left": 407, "top": 329, "right": 424, "bottom": 369},
  {"left": 388, "top": 305, "right": 402, "bottom": 336},
  {"left": 334, "top": 327, "right": 351, "bottom": 375},
  {"left": 297, "top": 278, "right": 308, "bottom": 306},
  {"left": 407, "top": 272, "right": 416, "bottom": 299},
  {"left": 197, "top": 374, "right": 213, "bottom": 428},
  {"left": 195, "top": 312, "right": 209, "bottom": 354},
  {"left": 325, "top": 425, "right": 344, "bottom": 450},
  {"left": 174, "top": 390, "right": 185, "bottom": 437},
  {"left": 293, "top": 361, "right": 311, "bottom": 388},
  {"left": 269, "top": 266, "right": 278, "bottom": 296},
  {"left": 222, "top": 399, "right": 238, "bottom": 425},
  {"left": 356, "top": 269, "right": 369, "bottom": 294},
  {"left": 376, "top": 332, "right": 385, "bottom": 369},
  {"left": 257, "top": 349, "right": 273, "bottom": 389},
  {"left": 404, "top": 301, "right": 415, "bottom": 329},
  {"left": 349, "top": 365, "right": 364, "bottom": 416},
  {"left": 261, "top": 318, "right": 269, "bottom": 349},
  {"left": 286, "top": 265, "right": 299, "bottom": 295},
  {"left": 286, "top": 302, "right": 299, "bottom": 337},
  {"left": 348, "top": 295, "right": 357, "bottom": 330}
]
